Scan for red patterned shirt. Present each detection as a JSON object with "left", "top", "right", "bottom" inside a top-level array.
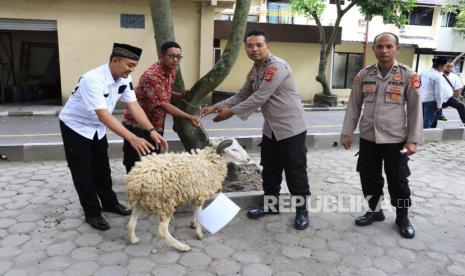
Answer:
[{"left": 123, "top": 61, "right": 177, "bottom": 134}]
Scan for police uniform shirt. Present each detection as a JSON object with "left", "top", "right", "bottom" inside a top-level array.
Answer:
[
  {"left": 213, "top": 53, "right": 307, "bottom": 141},
  {"left": 341, "top": 60, "right": 423, "bottom": 144},
  {"left": 419, "top": 68, "right": 445, "bottom": 108},
  {"left": 59, "top": 63, "right": 136, "bottom": 140}
]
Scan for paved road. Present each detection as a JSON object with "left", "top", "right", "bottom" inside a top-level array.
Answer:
[
  {"left": 1, "top": 141, "right": 465, "bottom": 275},
  {"left": 1, "top": 108, "right": 464, "bottom": 145}
]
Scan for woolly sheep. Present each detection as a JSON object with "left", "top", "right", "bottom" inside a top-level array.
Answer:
[{"left": 125, "top": 138, "right": 249, "bottom": 251}]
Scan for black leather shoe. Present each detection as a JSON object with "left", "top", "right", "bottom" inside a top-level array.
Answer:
[
  {"left": 395, "top": 218, "right": 415, "bottom": 239},
  {"left": 247, "top": 205, "right": 279, "bottom": 219},
  {"left": 294, "top": 210, "right": 309, "bottom": 230},
  {"left": 355, "top": 209, "right": 385, "bottom": 226},
  {"left": 85, "top": 216, "right": 110, "bottom": 231},
  {"left": 102, "top": 203, "right": 132, "bottom": 216}
]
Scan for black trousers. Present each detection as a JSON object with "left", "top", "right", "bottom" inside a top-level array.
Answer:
[
  {"left": 432, "top": 97, "right": 465, "bottom": 128},
  {"left": 60, "top": 120, "right": 118, "bottom": 218},
  {"left": 122, "top": 122, "right": 161, "bottom": 173},
  {"left": 357, "top": 138, "right": 411, "bottom": 211},
  {"left": 260, "top": 131, "right": 310, "bottom": 202}
]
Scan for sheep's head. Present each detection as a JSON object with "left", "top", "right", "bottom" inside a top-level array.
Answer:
[{"left": 210, "top": 138, "right": 249, "bottom": 163}]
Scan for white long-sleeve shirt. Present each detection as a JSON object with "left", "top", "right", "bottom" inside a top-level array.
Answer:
[{"left": 419, "top": 68, "right": 445, "bottom": 109}]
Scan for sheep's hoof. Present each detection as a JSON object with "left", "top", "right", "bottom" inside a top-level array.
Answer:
[
  {"left": 196, "top": 232, "right": 204, "bottom": 240},
  {"left": 129, "top": 236, "right": 140, "bottom": 244},
  {"left": 190, "top": 222, "right": 197, "bottom": 229},
  {"left": 176, "top": 243, "right": 191, "bottom": 252}
]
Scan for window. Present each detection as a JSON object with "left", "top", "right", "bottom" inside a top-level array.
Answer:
[
  {"left": 218, "top": 14, "right": 233, "bottom": 21},
  {"left": 120, "top": 14, "right": 145, "bottom": 29},
  {"left": 332, "top": 53, "right": 363, "bottom": 89},
  {"left": 441, "top": 12, "right": 457, "bottom": 27},
  {"left": 267, "top": 1, "right": 294, "bottom": 24},
  {"left": 247, "top": 15, "right": 260, "bottom": 22},
  {"left": 403, "top": 6, "right": 434, "bottom": 26}
]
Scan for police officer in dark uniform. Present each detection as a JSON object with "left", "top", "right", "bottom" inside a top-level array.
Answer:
[
  {"left": 341, "top": 32, "right": 422, "bottom": 239},
  {"left": 201, "top": 30, "right": 310, "bottom": 230}
]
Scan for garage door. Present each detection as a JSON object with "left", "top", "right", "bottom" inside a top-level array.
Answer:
[{"left": 0, "top": 18, "right": 57, "bottom": 31}]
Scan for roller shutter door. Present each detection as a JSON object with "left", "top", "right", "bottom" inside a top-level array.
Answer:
[{"left": 0, "top": 18, "right": 57, "bottom": 31}]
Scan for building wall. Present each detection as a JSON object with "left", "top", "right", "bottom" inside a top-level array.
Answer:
[
  {"left": 0, "top": 0, "right": 211, "bottom": 102},
  {"left": 216, "top": 40, "right": 326, "bottom": 101},
  {"left": 335, "top": 43, "right": 415, "bottom": 68},
  {"left": 437, "top": 28, "right": 465, "bottom": 52}
]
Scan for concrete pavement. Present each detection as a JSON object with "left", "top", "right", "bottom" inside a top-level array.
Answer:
[{"left": 1, "top": 141, "right": 465, "bottom": 275}]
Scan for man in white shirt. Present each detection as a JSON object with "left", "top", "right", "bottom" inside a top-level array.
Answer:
[
  {"left": 444, "top": 60, "right": 464, "bottom": 98},
  {"left": 59, "top": 43, "right": 168, "bottom": 231},
  {"left": 435, "top": 60, "right": 465, "bottom": 127},
  {"left": 419, "top": 56, "right": 448, "bottom": 128}
]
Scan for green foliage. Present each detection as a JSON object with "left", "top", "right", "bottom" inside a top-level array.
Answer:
[
  {"left": 292, "top": 0, "right": 415, "bottom": 27},
  {"left": 291, "top": 0, "right": 326, "bottom": 17},
  {"left": 443, "top": 0, "right": 465, "bottom": 36},
  {"left": 356, "top": 0, "right": 415, "bottom": 27}
]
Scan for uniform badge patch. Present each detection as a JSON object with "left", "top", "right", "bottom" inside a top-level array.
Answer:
[
  {"left": 410, "top": 73, "right": 421, "bottom": 89},
  {"left": 362, "top": 84, "right": 375, "bottom": 93},
  {"left": 390, "top": 86, "right": 401, "bottom": 94},
  {"left": 392, "top": 75, "right": 402, "bottom": 81},
  {"left": 264, "top": 66, "right": 277, "bottom": 81},
  {"left": 390, "top": 94, "right": 399, "bottom": 101}
]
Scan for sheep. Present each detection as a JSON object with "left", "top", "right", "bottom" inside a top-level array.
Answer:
[{"left": 125, "top": 138, "right": 249, "bottom": 251}]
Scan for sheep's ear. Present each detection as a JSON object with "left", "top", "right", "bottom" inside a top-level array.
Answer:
[{"left": 216, "top": 139, "right": 233, "bottom": 154}]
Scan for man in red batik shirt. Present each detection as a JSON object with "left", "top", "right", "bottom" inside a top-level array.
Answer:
[{"left": 122, "top": 41, "right": 201, "bottom": 172}]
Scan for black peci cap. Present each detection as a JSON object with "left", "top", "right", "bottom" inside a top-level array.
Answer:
[{"left": 112, "top": 43, "right": 142, "bottom": 61}]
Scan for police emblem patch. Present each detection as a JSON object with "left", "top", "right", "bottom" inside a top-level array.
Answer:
[
  {"left": 410, "top": 73, "right": 421, "bottom": 89},
  {"left": 265, "top": 66, "right": 277, "bottom": 81}
]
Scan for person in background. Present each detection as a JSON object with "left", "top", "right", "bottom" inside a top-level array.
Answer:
[
  {"left": 419, "top": 56, "right": 448, "bottom": 129},
  {"left": 436, "top": 59, "right": 465, "bottom": 127}
]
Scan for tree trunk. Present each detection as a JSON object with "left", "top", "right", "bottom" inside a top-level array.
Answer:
[
  {"left": 149, "top": 0, "right": 185, "bottom": 92},
  {"left": 150, "top": 0, "right": 251, "bottom": 151},
  {"left": 316, "top": 48, "right": 330, "bottom": 95}
]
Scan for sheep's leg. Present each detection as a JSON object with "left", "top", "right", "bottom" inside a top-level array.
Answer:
[
  {"left": 127, "top": 204, "right": 141, "bottom": 244},
  {"left": 158, "top": 217, "right": 191, "bottom": 252},
  {"left": 191, "top": 205, "right": 204, "bottom": 240}
]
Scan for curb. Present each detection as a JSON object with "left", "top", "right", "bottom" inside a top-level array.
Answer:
[
  {"left": 1, "top": 128, "right": 465, "bottom": 162},
  {"left": 0, "top": 107, "right": 347, "bottom": 117},
  {"left": 0, "top": 109, "right": 125, "bottom": 117}
]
